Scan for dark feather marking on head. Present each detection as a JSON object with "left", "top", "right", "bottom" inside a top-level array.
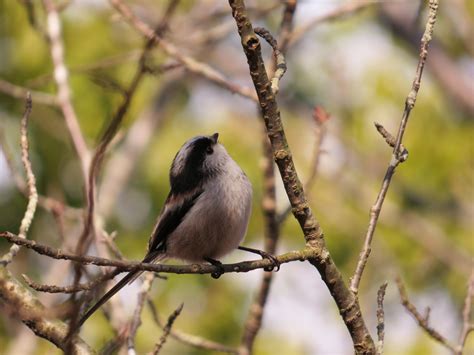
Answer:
[{"left": 170, "top": 135, "right": 217, "bottom": 194}]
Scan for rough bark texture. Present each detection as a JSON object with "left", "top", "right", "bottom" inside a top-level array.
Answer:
[{"left": 228, "top": 1, "right": 376, "bottom": 353}]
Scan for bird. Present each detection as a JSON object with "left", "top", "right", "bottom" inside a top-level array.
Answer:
[{"left": 73, "top": 133, "right": 279, "bottom": 331}]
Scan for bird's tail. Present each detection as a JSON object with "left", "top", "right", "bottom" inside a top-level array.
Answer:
[{"left": 74, "top": 252, "right": 163, "bottom": 331}]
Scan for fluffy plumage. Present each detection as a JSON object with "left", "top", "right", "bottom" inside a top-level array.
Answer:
[{"left": 74, "top": 133, "right": 252, "bottom": 330}]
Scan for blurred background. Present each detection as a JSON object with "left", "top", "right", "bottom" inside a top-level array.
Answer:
[{"left": 0, "top": 0, "right": 472, "bottom": 354}]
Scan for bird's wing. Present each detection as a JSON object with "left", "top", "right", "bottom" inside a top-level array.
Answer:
[{"left": 147, "top": 188, "right": 203, "bottom": 255}]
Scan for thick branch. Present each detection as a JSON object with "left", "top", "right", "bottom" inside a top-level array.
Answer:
[
  {"left": 0, "top": 268, "right": 93, "bottom": 354},
  {"left": 227, "top": 1, "right": 375, "bottom": 353}
]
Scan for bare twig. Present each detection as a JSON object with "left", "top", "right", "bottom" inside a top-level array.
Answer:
[
  {"left": 42, "top": 0, "right": 91, "bottom": 182},
  {"left": 151, "top": 303, "right": 183, "bottom": 355},
  {"left": 277, "top": 106, "right": 329, "bottom": 224},
  {"left": 350, "top": 0, "right": 438, "bottom": 294},
  {"left": 1, "top": 231, "right": 313, "bottom": 275},
  {"left": 376, "top": 282, "right": 388, "bottom": 355},
  {"left": 1, "top": 94, "right": 37, "bottom": 266},
  {"left": 109, "top": 0, "right": 258, "bottom": 102},
  {"left": 147, "top": 300, "right": 238, "bottom": 354},
  {"left": 457, "top": 271, "right": 474, "bottom": 354},
  {"left": 253, "top": 27, "right": 287, "bottom": 95},
  {"left": 0, "top": 78, "right": 57, "bottom": 106},
  {"left": 288, "top": 0, "right": 375, "bottom": 47},
  {"left": 128, "top": 273, "right": 155, "bottom": 353},
  {"left": 374, "top": 122, "right": 408, "bottom": 160},
  {"left": 0, "top": 268, "right": 93, "bottom": 354},
  {"left": 228, "top": 0, "right": 375, "bottom": 353},
  {"left": 396, "top": 276, "right": 457, "bottom": 352},
  {"left": 22, "top": 269, "right": 121, "bottom": 294}
]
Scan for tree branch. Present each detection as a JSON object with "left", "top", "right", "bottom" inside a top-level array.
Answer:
[
  {"left": 0, "top": 268, "right": 93, "bottom": 354},
  {"left": 227, "top": 1, "right": 375, "bottom": 353},
  {"left": 0, "top": 93, "right": 38, "bottom": 266},
  {"left": 350, "top": 0, "right": 438, "bottom": 294},
  {"left": 0, "top": 231, "right": 313, "bottom": 276}
]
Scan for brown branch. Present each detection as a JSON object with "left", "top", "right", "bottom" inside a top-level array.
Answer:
[
  {"left": 109, "top": 0, "right": 258, "bottom": 102},
  {"left": 277, "top": 106, "right": 329, "bottom": 224},
  {"left": 147, "top": 300, "right": 238, "bottom": 354},
  {"left": 0, "top": 94, "right": 38, "bottom": 266},
  {"left": 128, "top": 273, "right": 155, "bottom": 352},
  {"left": 240, "top": 3, "right": 295, "bottom": 353},
  {"left": 0, "top": 267, "right": 93, "bottom": 354},
  {"left": 22, "top": 269, "right": 121, "bottom": 294},
  {"left": 0, "top": 231, "right": 314, "bottom": 275},
  {"left": 152, "top": 303, "right": 184, "bottom": 355},
  {"left": 396, "top": 276, "right": 457, "bottom": 352},
  {"left": 227, "top": 1, "right": 375, "bottom": 353},
  {"left": 42, "top": 0, "right": 91, "bottom": 182},
  {"left": 350, "top": 0, "right": 438, "bottom": 295},
  {"left": 376, "top": 282, "right": 388, "bottom": 355}
]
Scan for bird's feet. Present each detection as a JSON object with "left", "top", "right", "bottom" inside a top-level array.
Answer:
[
  {"left": 238, "top": 246, "right": 280, "bottom": 272},
  {"left": 205, "top": 257, "right": 225, "bottom": 279}
]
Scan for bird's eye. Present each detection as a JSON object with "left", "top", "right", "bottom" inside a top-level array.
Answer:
[{"left": 206, "top": 146, "right": 214, "bottom": 154}]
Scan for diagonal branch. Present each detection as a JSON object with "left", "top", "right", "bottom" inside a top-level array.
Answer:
[
  {"left": 350, "top": 0, "right": 439, "bottom": 294},
  {"left": 396, "top": 276, "right": 457, "bottom": 352},
  {"left": 227, "top": 1, "right": 375, "bottom": 353}
]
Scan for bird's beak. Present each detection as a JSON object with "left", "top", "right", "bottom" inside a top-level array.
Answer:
[{"left": 211, "top": 133, "right": 219, "bottom": 144}]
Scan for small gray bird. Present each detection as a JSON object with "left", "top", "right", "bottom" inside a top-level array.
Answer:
[{"left": 74, "top": 133, "right": 278, "bottom": 330}]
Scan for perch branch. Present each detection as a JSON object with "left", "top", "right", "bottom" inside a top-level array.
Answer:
[{"left": 1, "top": 231, "right": 313, "bottom": 276}]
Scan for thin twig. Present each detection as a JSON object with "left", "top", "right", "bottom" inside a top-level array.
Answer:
[
  {"left": 457, "top": 271, "right": 474, "bottom": 354},
  {"left": 350, "top": 0, "right": 439, "bottom": 294},
  {"left": 288, "top": 0, "right": 375, "bottom": 47},
  {"left": 376, "top": 282, "right": 388, "bottom": 355},
  {"left": 277, "top": 106, "right": 329, "bottom": 224},
  {"left": 253, "top": 27, "right": 287, "bottom": 95},
  {"left": 128, "top": 273, "right": 155, "bottom": 354},
  {"left": 42, "top": 0, "right": 91, "bottom": 183},
  {"left": 22, "top": 269, "right": 121, "bottom": 294},
  {"left": 147, "top": 300, "right": 238, "bottom": 354},
  {"left": 1, "top": 231, "right": 313, "bottom": 275},
  {"left": 151, "top": 303, "right": 184, "bottom": 355},
  {"left": 0, "top": 78, "right": 58, "bottom": 106},
  {"left": 1, "top": 94, "right": 37, "bottom": 266},
  {"left": 109, "top": 0, "right": 258, "bottom": 102},
  {"left": 396, "top": 276, "right": 457, "bottom": 352}
]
